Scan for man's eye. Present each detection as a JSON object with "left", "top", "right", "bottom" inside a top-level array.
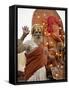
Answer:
[
  {"left": 35, "top": 32, "right": 38, "bottom": 33},
  {"left": 39, "top": 32, "right": 41, "bottom": 33}
]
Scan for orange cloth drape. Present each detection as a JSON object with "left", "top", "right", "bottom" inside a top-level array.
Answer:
[{"left": 23, "top": 44, "right": 47, "bottom": 80}]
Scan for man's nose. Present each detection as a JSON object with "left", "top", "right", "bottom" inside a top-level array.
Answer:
[{"left": 37, "top": 33, "right": 40, "bottom": 35}]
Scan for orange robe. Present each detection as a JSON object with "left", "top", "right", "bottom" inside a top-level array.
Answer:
[{"left": 23, "top": 44, "right": 47, "bottom": 80}]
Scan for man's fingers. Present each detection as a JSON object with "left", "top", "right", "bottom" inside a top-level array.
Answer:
[
  {"left": 22, "top": 26, "right": 29, "bottom": 30},
  {"left": 22, "top": 26, "right": 30, "bottom": 36}
]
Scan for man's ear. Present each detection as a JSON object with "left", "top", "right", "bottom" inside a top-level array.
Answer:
[{"left": 31, "top": 26, "right": 35, "bottom": 35}]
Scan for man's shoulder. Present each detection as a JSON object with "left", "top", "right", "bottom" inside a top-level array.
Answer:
[{"left": 24, "top": 40, "right": 32, "bottom": 45}]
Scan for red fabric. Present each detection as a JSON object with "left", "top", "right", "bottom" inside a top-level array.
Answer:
[
  {"left": 43, "top": 16, "right": 62, "bottom": 42},
  {"left": 47, "top": 16, "right": 60, "bottom": 33}
]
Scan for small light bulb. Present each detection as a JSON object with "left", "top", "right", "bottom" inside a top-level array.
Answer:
[
  {"left": 56, "top": 52, "right": 58, "bottom": 56},
  {"left": 44, "top": 32, "right": 47, "bottom": 35},
  {"left": 48, "top": 33, "right": 51, "bottom": 36},
  {"left": 56, "top": 74, "right": 59, "bottom": 77},
  {"left": 43, "top": 22, "right": 45, "bottom": 25},
  {"left": 46, "top": 42, "right": 48, "bottom": 45},
  {"left": 63, "top": 35, "right": 65, "bottom": 38},
  {"left": 61, "top": 65, "right": 63, "bottom": 69},
  {"left": 59, "top": 27, "right": 62, "bottom": 30},
  {"left": 50, "top": 42, "right": 53, "bottom": 44},
  {"left": 59, "top": 35, "right": 61, "bottom": 37},
  {"left": 44, "top": 13, "right": 46, "bottom": 16},
  {"left": 49, "top": 64, "right": 53, "bottom": 67},
  {"left": 37, "top": 15, "right": 40, "bottom": 19},
  {"left": 59, "top": 54, "right": 62, "bottom": 56},
  {"left": 57, "top": 65, "right": 60, "bottom": 68}
]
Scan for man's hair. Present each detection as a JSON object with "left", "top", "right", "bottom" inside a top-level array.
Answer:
[{"left": 31, "top": 24, "right": 43, "bottom": 35}]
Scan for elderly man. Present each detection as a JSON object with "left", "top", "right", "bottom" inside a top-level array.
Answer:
[{"left": 18, "top": 24, "right": 48, "bottom": 81}]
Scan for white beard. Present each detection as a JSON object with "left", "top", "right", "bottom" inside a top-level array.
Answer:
[{"left": 32, "top": 36, "right": 43, "bottom": 45}]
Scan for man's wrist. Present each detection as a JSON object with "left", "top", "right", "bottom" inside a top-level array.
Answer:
[{"left": 21, "top": 34, "right": 27, "bottom": 41}]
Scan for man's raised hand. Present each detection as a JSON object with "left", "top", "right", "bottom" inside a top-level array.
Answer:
[{"left": 22, "top": 26, "right": 30, "bottom": 36}]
